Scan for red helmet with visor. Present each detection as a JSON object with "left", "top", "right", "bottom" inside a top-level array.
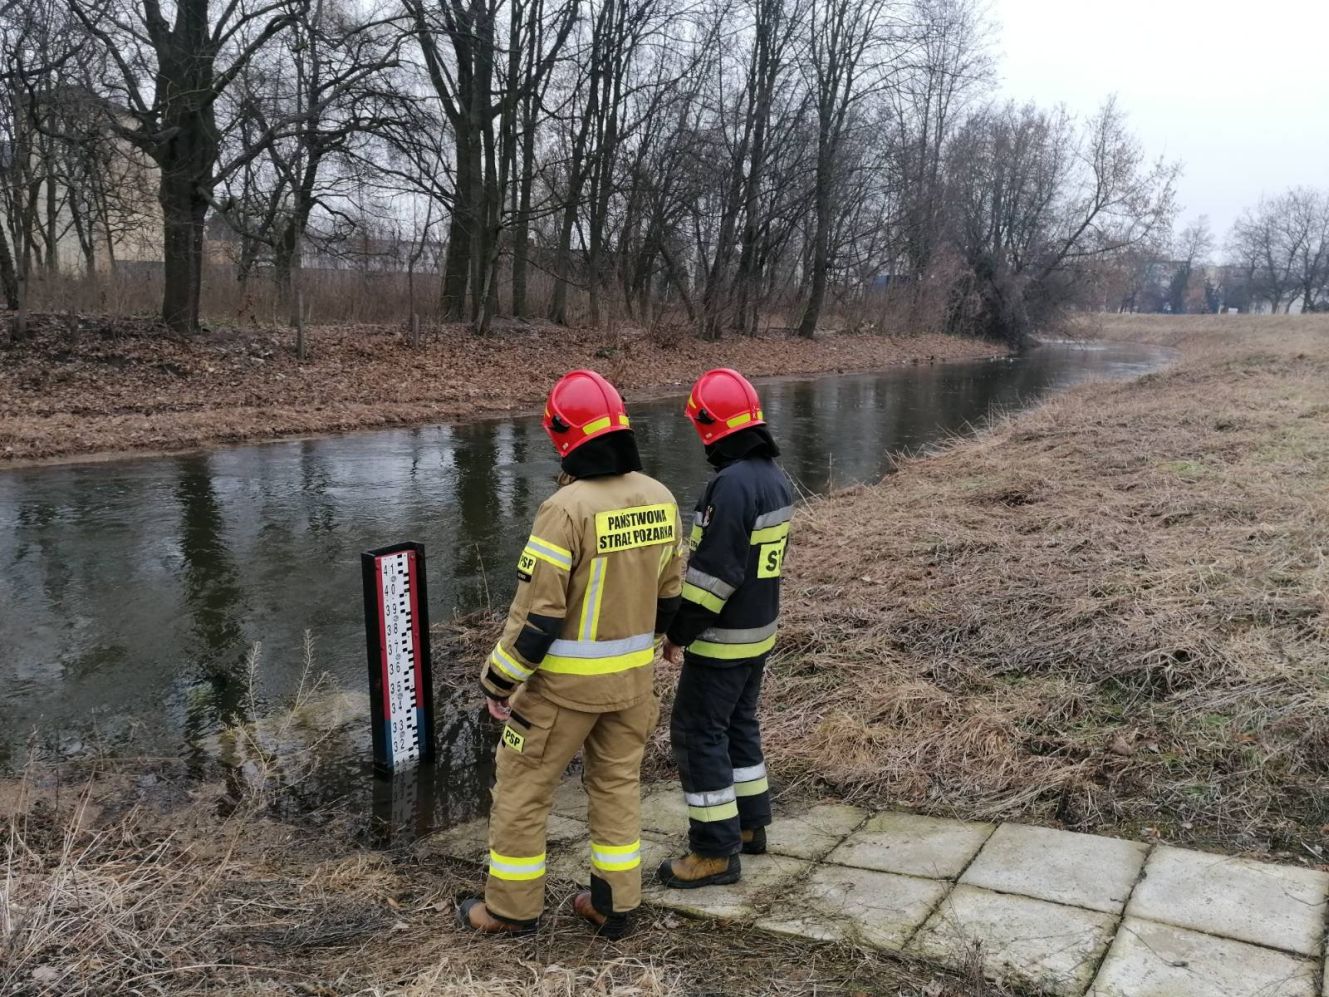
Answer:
[
  {"left": 684, "top": 368, "right": 765, "bottom": 445},
  {"left": 542, "top": 369, "right": 632, "bottom": 455}
]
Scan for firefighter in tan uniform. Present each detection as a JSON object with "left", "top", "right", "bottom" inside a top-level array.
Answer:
[{"left": 458, "top": 369, "right": 684, "bottom": 938}]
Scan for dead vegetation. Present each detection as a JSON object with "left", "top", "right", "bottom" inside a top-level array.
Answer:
[
  {"left": 764, "top": 314, "right": 1329, "bottom": 860},
  {"left": 1, "top": 764, "right": 1008, "bottom": 996},
  {"left": 0, "top": 314, "right": 1000, "bottom": 464}
]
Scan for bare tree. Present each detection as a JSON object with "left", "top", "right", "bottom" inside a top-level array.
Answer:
[
  {"left": 942, "top": 98, "right": 1177, "bottom": 346},
  {"left": 1167, "top": 216, "right": 1212, "bottom": 314},
  {"left": 69, "top": 0, "right": 302, "bottom": 333},
  {"left": 795, "top": 0, "right": 894, "bottom": 337}
]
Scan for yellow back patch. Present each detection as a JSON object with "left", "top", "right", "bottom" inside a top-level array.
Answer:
[
  {"left": 757, "top": 539, "right": 787, "bottom": 578},
  {"left": 595, "top": 503, "right": 677, "bottom": 554},
  {"left": 502, "top": 725, "right": 526, "bottom": 753}
]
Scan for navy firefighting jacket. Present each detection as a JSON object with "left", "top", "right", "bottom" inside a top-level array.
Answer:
[{"left": 666, "top": 454, "right": 793, "bottom": 663}]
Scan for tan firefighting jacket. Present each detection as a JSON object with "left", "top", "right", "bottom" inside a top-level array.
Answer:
[{"left": 480, "top": 471, "right": 684, "bottom": 713}]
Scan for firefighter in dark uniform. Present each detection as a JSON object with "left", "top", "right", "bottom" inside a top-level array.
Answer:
[
  {"left": 458, "top": 369, "right": 684, "bottom": 936},
  {"left": 658, "top": 368, "right": 793, "bottom": 888}
]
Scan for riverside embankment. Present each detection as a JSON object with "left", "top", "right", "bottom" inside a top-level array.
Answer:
[{"left": 0, "top": 315, "right": 1003, "bottom": 464}]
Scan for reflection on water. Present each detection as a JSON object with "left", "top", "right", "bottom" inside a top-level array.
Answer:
[{"left": 0, "top": 341, "right": 1169, "bottom": 824}]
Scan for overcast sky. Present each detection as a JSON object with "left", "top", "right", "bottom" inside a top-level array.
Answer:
[{"left": 992, "top": 0, "right": 1329, "bottom": 245}]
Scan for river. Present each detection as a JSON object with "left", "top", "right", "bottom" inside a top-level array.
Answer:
[{"left": 0, "top": 340, "right": 1169, "bottom": 832}]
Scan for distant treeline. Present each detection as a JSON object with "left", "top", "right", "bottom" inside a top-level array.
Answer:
[{"left": 2, "top": 0, "right": 1181, "bottom": 343}]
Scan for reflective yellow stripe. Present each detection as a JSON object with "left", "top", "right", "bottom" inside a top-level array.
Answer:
[
  {"left": 583, "top": 415, "right": 612, "bottom": 434},
  {"left": 688, "top": 633, "right": 777, "bottom": 660},
  {"left": 735, "top": 777, "right": 769, "bottom": 797},
  {"left": 490, "top": 644, "right": 533, "bottom": 681},
  {"left": 590, "top": 840, "right": 642, "bottom": 872},
  {"left": 750, "top": 521, "right": 791, "bottom": 545},
  {"left": 489, "top": 850, "right": 546, "bottom": 881},
  {"left": 726, "top": 411, "right": 753, "bottom": 429},
  {"left": 681, "top": 582, "right": 726, "bottom": 613},
  {"left": 523, "top": 542, "right": 571, "bottom": 574},
  {"left": 687, "top": 801, "right": 739, "bottom": 822},
  {"left": 540, "top": 646, "right": 655, "bottom": 675},
  {"left": 618, "top": 414, "right": 631, "bottom": 427}
]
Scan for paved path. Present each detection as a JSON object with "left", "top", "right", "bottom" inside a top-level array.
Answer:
[{"left": 427, "top": 780, "right": 1329, "bottom": 996}]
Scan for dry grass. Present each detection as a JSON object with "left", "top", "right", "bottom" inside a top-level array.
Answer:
[
  {"left": 1, "top": 765, "right": 1009, "bottom": 997},
  {"left": 0, "top": 313, "right": 1000, "bottom": 464},
  {"left": 763, "top": 314, "right": 1329, "bottom": 859}
]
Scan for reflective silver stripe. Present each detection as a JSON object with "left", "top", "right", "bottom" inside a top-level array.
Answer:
[
  {"left": 684, "top": 565, "right": 735, "bottom": 599},
  {"left": 580, "top": 557, "right": 606, "bottom": 640},
  {"left": 752, "top": 505, "right": 794, "bottom": 530},
  {"left": 489, "top": 855, "right": 546, "bottom": 877},
  {"left": 698, "top": 621, "right": 778, "bottom": 644},
  {"left": 685, "top": 786, "right": 736, "bottom": 807},
  {"left": 733, "top": 762, "right": 767, "bottom": 783},
  {"left": 547, "top": 632, "right": 654, "bottom": 659},
  {"left": 526, "top": 536, "right": 572, "bottom": 568}
]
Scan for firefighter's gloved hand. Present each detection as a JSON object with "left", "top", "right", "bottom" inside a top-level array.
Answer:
[
  {"left": 487, "top": 697, "right": 512, "bottom": 722},
  {"left": 662, "top": 640, "right": 684, "bottom": 665}
]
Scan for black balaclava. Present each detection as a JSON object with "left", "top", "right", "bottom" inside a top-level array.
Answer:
[
  {"left": 561, "top": 429, "right": 644, "bottom": 479},
  {"left": 704, "top": 425, "right": 780, "bottom": 469}
]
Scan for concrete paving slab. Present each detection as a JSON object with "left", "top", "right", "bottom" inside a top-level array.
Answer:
[
  {"left": 550, "top": 777, "right": 589, "bottom": 819},
  {"left": 826, "top": 811, "right": 994, "bottom": 880},
  {"left": 909, "top": 885, "right": 1118, "bottom": 997},
  {"left": 757, "top": 864, "right": 948, "bottom": 949},
  {"left": 647, "top": 852, "right": 812, "bottom": 921},
  {"left": 1125, "top": 845, "right": 1329, "bottom": 957},
  {"left": 765, "top": 803, "right": 867, "bottom": 860},
  {"left": 422, "top": 815, "right": 489, "bottom": 864},
  {"left": 960, "top": 823, "right": 1147, "bottom": 914},
  {"left": 1089, "top": 917, "right": 1317, "bottom": 997},
  {"left": 638, "top": 783, "right": 688, "bottom": 837}
]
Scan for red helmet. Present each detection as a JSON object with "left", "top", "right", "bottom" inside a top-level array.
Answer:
[
  {"left": 543, "top": 369, "right": 632, "bottom": 455},
  {"left": 684, "top": 368, "right": 765, "bottom": 445}
]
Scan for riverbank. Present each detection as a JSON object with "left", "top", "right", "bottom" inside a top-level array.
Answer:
[
  {"left": 0, "top": 763, "right": 1006, "bottom": 996},
  {"left": 0, "top": 314, "right": 1002, "bottom": 465},
  {"left": 765, "top": 313, "right": 1329, "bottom": 862}
]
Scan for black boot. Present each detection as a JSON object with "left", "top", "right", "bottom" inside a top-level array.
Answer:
[{"left": 741, "top": 826, "right": 767, "bottom": 855}]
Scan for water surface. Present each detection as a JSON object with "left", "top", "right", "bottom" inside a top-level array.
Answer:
[{"left": 0, "top": 341, "right": 1168, "bottom": 831}]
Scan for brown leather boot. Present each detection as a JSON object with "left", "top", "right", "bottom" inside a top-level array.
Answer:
[
  {"left": 656, "top": 852, "right": 741, "bottom": 889},
  {"left": 571, "top": 891, "right": 632, "bottom": 939},
  {"left": 741, "top": 826, "right": 767, "bottom": 855},
  {"left": 456, "top": 898, "right": 537, "bottom": 935}
]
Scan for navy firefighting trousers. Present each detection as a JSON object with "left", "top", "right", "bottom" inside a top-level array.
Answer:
[{"left": 670, "top": 656, "right": 772, "bottom": 856}]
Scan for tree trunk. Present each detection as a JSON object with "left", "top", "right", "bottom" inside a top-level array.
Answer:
[
  {"left": 441, "top": 132, "right": 473, "bottom": 321},
  {"left": 797, "top": 155, "right": 832, "bottom": 338},
  {"left": 159, "top": 168, "right": 208, "bottom": 334},
  {"left": 0, "top": 226, "right": 19, "bottom": 310}
]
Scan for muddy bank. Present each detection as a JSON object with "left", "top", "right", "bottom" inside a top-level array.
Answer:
[
  {"left": 766, "top": 314, "right": 1329, "bottom": 862},
  {"left": 0, "top": 314, "right": 1002, "bottom": 465}
]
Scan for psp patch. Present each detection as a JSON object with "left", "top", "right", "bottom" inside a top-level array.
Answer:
[
  {"left": 516, "top": 549, "right": 537, "bottom": 582},
  {"left": 595, "top": 503, "right": 677, "bottom": 553},
  {"left": 502, "top": 724, "right": 526, "bottom": 753}
]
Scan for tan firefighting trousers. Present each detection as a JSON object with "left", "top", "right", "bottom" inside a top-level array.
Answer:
[{"left": 485, "top": 686, "right": 659, "bottom": 923}]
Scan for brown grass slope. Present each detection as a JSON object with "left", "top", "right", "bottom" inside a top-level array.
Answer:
[
  {"left": 1, "top": 769, "right": 1007, "bottom": 996},
  {"left": 766, "top": 314, "right": 1329, "bottom": 858}
]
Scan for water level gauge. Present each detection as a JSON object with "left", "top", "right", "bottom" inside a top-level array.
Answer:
[{"left": 361, "top": 542, "right": 436, "bottom": 772}]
